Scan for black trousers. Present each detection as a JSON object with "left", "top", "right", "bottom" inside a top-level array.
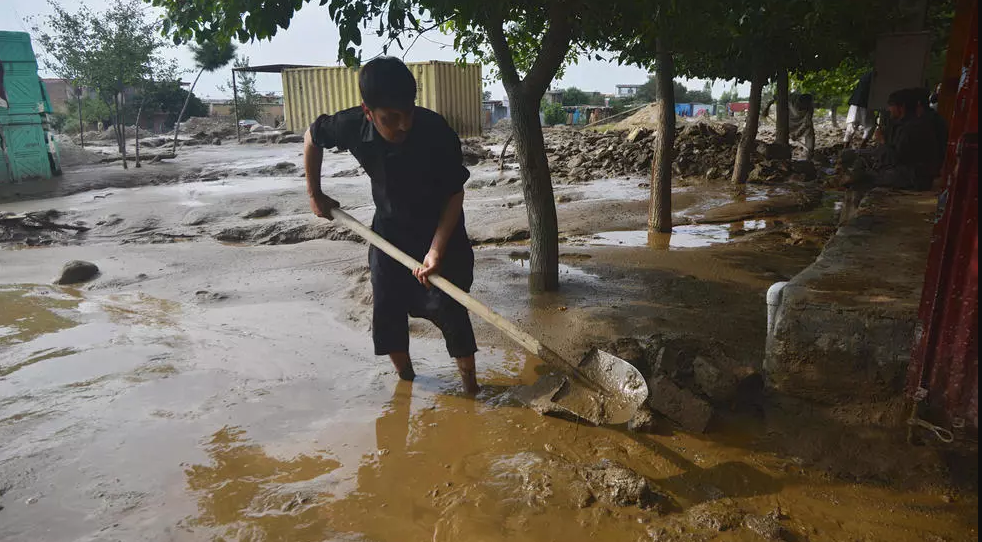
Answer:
[{"left": 369, "top": 244, "right": 477, "bottom": 359}]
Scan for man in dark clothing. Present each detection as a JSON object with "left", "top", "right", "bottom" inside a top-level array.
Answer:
[
  {"left": 845, "top": 71, "right": 875, "bottom": 147},
  {"left": 847, "top": 88, "right": 940, "bottom": 190},
  {"left": 303, "top": 57, "right": 479, "bottom": 393}
]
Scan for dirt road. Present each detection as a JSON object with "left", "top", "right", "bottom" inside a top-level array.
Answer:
[{"left": 1, "top": 142, "right": 975, "bottom": 541}]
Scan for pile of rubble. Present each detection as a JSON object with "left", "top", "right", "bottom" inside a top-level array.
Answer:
[
  {"left": 175, "top": 116, "right": 237, "bottom": 140},
  {"left": 544, "top": 121, "right": 743, "bottom": 183},
  {"left": 543, "top": 120, "right": 820, "bottom": 184}
]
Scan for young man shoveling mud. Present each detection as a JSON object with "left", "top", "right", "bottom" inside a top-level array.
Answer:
[{"left": 303, "top": 57, "right": 479, "bottom": 394}]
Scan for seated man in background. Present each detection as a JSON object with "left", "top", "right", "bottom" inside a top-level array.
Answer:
[{"left": 845, "top": 88, "right": 940, "bottom": 190}]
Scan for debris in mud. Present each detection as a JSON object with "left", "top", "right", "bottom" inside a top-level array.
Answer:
[
  {"left": 55, "top": 260, "right": 100, "bottom": 285},
  {"left": 743, "top": 511, "right": 792, "bottom": 541},
  {"left": 258, "top": 162, "right": 298, "bottom": 175},
  {"left": 213, "top": 219, "right": 362, "bottom": 245},
  {"left": 330, "top": 167, "right": 362, "bottom": 178},
  {"left": 241, "top": 206, "right": 277, "bottom": 219},
  {"left": 647, "top": 375, "right": 714, "bottom": 433},
  {"left": 685, "top": 500, "right": 747, "bottom": 532},
  {"left": 1, "top": 210, "right": 90, "bottom": 246},
  {"left": 579, "top": 459, "right": 669, "bottom": 512},
  {"left": 626, "top": 406, "right": 657, "bottom": 433},
  {"left": 194, "top": 290, "right": 232, "bottom": 303},
  {"left": 277, "top": 134, "right": 304, "bottom": 144},
  {"left": 543, "top": 121, "right": 739, "bottom": 183},
  {"left": 180, "top": 209, "right": 215, "bottom": 226},
  {"left": 461, "top": 138, "right": 490, "bottom": 165}
]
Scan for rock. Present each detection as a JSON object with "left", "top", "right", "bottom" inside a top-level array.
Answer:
[
  {"left": 278, "top": 134, "right": 304, "bottom": 144},
  {"left": 692, "top": 355, "right": 740, "bottom": 403},
  {"left": 250, "top": 124, "right": 274, "bottom": 134},
  {"left": 685, "top": 501, "right": 746, "bottom": 532},
  {"left": 626, "top": 406, "right": 657, "bottom": 433},
  {"left": 242, "top": 206, "right": 277, "bottom": 219},
  {"left": 212, "top": 138, "right": 222, "bottom": 145},
  {"left": 578, "top": 459, "right": 668, "bottom": 511},
  {"left": 182, "top": 139, "right": 201, "bottom": 147},
  {"left": 646, "top": 375, "right": 713, "bottom": 433},
  {"left": 743, "top": 513, "right": 790, "bottom": 541},
  {"left": 55, "top": 260, "right": 99, "bottom": 285}
]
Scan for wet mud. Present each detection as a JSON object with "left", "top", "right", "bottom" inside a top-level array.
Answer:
[{"left": 0, "top": 142, "right": 976, "bottom": 541}]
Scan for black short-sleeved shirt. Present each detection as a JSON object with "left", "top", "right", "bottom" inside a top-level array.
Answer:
[{"left": 309, "top": 106, "right": 470, "bottom": 259}]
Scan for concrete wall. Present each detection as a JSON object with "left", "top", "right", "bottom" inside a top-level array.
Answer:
[{"left": 764, "top": 190, "right": 935, "bottom": 403}]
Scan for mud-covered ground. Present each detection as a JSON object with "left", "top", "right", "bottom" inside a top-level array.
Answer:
[{"left": 0, "top": 138, "right": 976, "bottom": 541}]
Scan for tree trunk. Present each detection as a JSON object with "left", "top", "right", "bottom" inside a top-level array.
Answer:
[
  {"left": 775, "top": 69, "right": 790, "bottom": 146},
  {"left": 508, "top": 90, "right": 559, "bottom": 292},
  {"left": 829, "top": 101, "right": 839, "bottom": 127},
  {"left": 499, "top": 133, "right": 513, "bottom": 172},
  {"left": 118, "top": 93, "right": 128, "bottom": 170},
  {"left": 76, "top": 93, "right": 85, "bottom": 149},
  {"left": 731, "top": 71, "right": 765, "bottom": 185},
  {"left": 173, "top": 67, "right": 205, "bottom": 154},
  {"left": 649, "top": 42, "right": 675, "bottom": 233},
  {"left": 134, "top": 100, "right": 144, "bottom": 168}
]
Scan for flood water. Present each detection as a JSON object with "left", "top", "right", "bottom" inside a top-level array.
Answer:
[{"left": 0, "top": 284, "right": 975, "bottom": 541}]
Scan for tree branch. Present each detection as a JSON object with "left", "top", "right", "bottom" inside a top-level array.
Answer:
[
  {"left": 485, "top": 12, "right": 522, "bottom": 93},
  {"left": 522, "top": 2, "right": 573, "bottom": 98}
]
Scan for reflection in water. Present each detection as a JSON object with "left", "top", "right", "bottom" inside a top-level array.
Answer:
[
  {"left": 179, "top": 364, "right": 976, "bottom": 542},
  {"left": 0, "top": 285, "right": 82, "bottom": 347},
  {"left": 182, "top": 425, "right": 343, "bottom": 541},
  {"left": 574, "top": 221, "right": 772, "bottom": 250}
]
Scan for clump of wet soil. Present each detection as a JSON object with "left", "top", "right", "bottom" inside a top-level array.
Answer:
[
  {"left": 545, "top": 120, "right": 826, "bottom": 186},
  {"left": 213, "top": 219, "right": 363, "bottom": 245},
  {"left": 0, "top": 210, "right": 89, "bottom": 246}
]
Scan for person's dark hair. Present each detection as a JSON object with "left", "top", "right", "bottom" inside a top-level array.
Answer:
[
  {"left": 908, "top": 87, "right": 930, "bottom": 108},
  {"left": 359, "top": 56, "right": 417, "bottom": 110},
  {"left": 888, "top": 88, "right": 919, "bottom": 113}
]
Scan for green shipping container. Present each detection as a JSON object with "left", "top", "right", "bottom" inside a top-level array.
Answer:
[
  {"left": 0, "top": 122, "right": 53, "bottom": 181},
  {"left": 1, "top": 31, "right": 61, "bottom": 182}
]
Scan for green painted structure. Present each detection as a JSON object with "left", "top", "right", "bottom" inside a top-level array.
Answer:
[{"left": 1, "top": 31, "right": 62, "bottom": 183}]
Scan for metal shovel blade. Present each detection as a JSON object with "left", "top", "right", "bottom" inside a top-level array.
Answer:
[{"left": 515, "top": 349, "right": 648, "bottom": 426}]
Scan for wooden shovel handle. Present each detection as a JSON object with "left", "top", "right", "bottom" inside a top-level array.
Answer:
[{"left": 329, "top": 208, "right": 594, "bottom": 386}]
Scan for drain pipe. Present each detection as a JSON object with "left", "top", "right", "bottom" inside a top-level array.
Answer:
[{"left": 766, "top": 281, "right": 789, "bottom": 339}]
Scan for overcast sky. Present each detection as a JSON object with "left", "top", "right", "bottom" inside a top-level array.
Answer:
[{"left": 4, "top": 0, "right": 750, "bottom": 101}]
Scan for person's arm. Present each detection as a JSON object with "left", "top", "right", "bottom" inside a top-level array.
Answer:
[
  {"left": 414, "top": 127, "right": 470, "bottom": 288},
  {"left": 305, "top": 115, "right": 341, "bottom": 218},
  {"left": 414, "top": 191, "right": 464, "bottom": 288}
]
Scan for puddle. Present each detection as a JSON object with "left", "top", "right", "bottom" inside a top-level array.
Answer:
[
  {"left": 573, "top": 221, "right": 770, "bottom": 249},
  {"left": 508, "top": 254, "right": 598, "bottom": 278},
  {"left": 0, "top": 285, "right": 181, "bottom": 384}
]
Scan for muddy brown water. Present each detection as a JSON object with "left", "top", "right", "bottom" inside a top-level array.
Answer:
[
  {"left": 0, "top": 282, "right": 976, "bottom": 541},
  {"left": 1, "top": 149, "right": 976, "bottom": 541}
]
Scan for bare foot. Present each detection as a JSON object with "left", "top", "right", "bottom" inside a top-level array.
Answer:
[
  {"left": 455, "top": 356, "right": 479, "bottom": 395},
  {"left": 389, "top": 352, "right": 415, "bottom": 381}
]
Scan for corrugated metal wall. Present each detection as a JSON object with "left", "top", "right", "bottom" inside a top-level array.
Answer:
[
  {"left": 906, "top": 0, "right": 979, "bottom": 434},
  {"left": 282, "top": 61, "right": 482, "bottom": 138}
]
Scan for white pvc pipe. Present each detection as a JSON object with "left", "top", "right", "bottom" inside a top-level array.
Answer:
[{"left": 766, "top": 281, "right": 789, "bottom": 338}]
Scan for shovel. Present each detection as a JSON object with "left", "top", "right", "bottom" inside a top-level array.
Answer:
[{"left": 329, "top": 208, "right": 648, "bottom": 425}]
